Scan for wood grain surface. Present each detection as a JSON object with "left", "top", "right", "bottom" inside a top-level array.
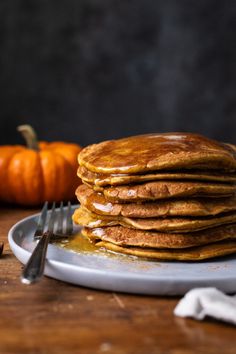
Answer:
[{"left": 0, "top": 206, "right": 236, "bottom": 354}]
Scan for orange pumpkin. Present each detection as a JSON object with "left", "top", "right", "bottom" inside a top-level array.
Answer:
[{"left": 0, "top": 125, "right": 82, "bottom": 206}]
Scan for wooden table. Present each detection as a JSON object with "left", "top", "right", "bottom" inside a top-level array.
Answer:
[{"left": 0, "top": 207, "right": 236, "bottom": 354}]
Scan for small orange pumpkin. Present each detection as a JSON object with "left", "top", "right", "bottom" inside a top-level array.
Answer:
[{"left": 0, "top": 125, "right": 82, "bottom": 206}]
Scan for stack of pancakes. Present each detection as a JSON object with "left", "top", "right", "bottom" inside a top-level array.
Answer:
[{"left": 73, "top": 133, "right": 236, "bottom": 261}]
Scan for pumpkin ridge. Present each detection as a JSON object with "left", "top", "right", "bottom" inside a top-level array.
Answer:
[
  {"left": 39, "top": 150, "right": 57, "bottom": 203},
  {"left": 38, "top": 151, "right": 46, "bottom": 204},
  {"left": 0, "top": 147, "right": 24, "bottom": 203},
  {"left": 8, "top": 150, "right": 42, "bottom": 205},
  {"left": 48, "top": 143, "right": 82, "bottom": 200}
]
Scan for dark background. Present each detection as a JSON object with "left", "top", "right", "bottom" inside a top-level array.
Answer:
[{"left": 0, "top": 0, "right": 236, "bottom": 147}]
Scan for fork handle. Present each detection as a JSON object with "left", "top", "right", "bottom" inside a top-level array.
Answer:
[{"left": 21, "top": 232, "right": 51, "bottom": 284}]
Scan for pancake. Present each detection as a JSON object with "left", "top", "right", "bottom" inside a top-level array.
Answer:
[
  {"left": 82, "top": 223, "right": 236, "bottom": 249},
  {"left": 78, "top": 133, "right": 236, "bottom": 174},
  {"left": 78, "top": 165, "right": 236, "bottom": 187},
  {"left": 73, "top": 207, "right": 236, "bottom": 232},
  {"left": 76, "top": 184, "right": 236, "bottom": 217},
  {"left": 93, "top": 240, "right": 236, "bottom": 261},
  {"left": 100, "top": 181, "right": 236, "bottom": 202},
  {"left": 75, "top": 132, "right": 236, "bottom": 261}
]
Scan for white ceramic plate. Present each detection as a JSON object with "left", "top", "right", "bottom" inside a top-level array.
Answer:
[{"left": 8, "top": 206, "right": 236, "bottom": 295}]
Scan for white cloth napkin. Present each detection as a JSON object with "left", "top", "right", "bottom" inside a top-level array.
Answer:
[{"left": 174, "top": 287, "right": 236, "bottom": 325}]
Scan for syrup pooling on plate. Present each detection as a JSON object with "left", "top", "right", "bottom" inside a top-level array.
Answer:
[
  {"left": 57, "top": 232, "right": 126, "bottom": 259},
  {"left": 56, "top": 232, "right": 152, "bottom": 263},
  {"left": 57, "top": 232, "right": 99, "bottom": 253}
]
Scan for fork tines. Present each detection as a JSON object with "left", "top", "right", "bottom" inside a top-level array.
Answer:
[{"left": 34, "top": 201, "right": 73, "bottom": 240}]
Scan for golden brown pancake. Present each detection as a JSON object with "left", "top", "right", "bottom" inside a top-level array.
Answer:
[
  {"left": 94, "top": 240, "right": 236, "bottom": 261},
  {"left": 82, "top": 224, "right": 236, "bottom": 249},
  {"left": 78, "top": 165, "right": 236, "bottom": 187},
  {"left": 73, "top": 207, "right": 236, "bottom": 232},
  {"left": 78, "top": 133, "right": 236, "bottom": 174},
  {"left": 76, "top": 184, "right": 236, "bottom": 217},
  {"left": 75, "top": 133, "right": 236, "bottom": 261},
  {"left": 100, "top": 181, "right": 236, "bottom": 202}
]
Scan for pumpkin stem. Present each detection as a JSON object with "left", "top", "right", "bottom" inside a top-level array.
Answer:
[{"left": 17, "top": 125, "right": 39, "bottom": 151}]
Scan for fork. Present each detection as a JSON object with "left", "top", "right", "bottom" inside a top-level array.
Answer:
[{"left": 21, "top": 201, "right": 73, "bottom": 285}]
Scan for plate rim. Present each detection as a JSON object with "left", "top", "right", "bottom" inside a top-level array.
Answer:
[{"left": 8, "top": 207, "right": 236, "bottom": 295}]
